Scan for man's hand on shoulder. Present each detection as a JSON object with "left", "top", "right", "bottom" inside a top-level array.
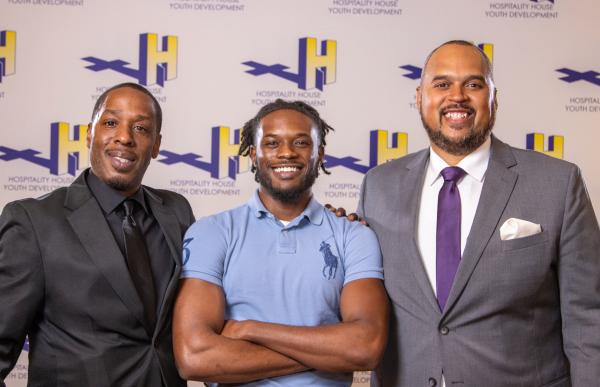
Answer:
[{"left": 324, "top": 204, "right": 368, "bottom": 226}]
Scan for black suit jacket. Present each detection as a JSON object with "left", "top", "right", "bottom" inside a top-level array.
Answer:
[{"left": 0, "top": 171, "right": 194, "bottom": 387}]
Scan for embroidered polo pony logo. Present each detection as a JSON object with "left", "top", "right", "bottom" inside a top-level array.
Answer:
[
  {"left": 319, "top": 241, "right": 338, "bottom": 280},
  {"left": 182, "top": 237, "right": 193, "bottom": 266}
]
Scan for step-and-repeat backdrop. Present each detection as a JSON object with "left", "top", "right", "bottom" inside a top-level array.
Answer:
[{"left": 1, "top": 0, "right": 598, "bottom": 385}]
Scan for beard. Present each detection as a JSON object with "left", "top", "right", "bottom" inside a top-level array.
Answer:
[
  {"left": 105, "top": 176, "right": 137, "bottom": 193},
  {"left": 255, "top": 161, "right": 319, "bottom": 204},
  {"left": 420, "top": 105, "right": 495, "bottom": 156},
  {"left": 89, "top": 154, "right": 144, "bottom": 195}
]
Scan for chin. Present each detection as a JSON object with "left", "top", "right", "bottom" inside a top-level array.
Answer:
[
  {"left": 268, "top": 186, "right": 309, "bottom": 203},
  {"left": 425, "top": 123, "right": 492, "bottom": 156},
  {"left": 105, "top": 175, "right": 137, "bottom": 193},
  {"left": 257, "top": 164, "right": 318, "bottom": 204}
]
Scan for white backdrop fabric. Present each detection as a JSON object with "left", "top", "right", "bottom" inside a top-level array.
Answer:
[{"left": 1, "top": 0, "right": 598, "bottom": 385}]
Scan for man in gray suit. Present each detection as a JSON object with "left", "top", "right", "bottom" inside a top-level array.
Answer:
[
  {"left": 0, "top": 83, "right": 194, "bottom": 386},
  {"left": 359, "top": 40, "right": 600, "bottom": 386}
]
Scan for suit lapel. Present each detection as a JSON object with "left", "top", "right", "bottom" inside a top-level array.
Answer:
[
  {"left": 65, "top": 173, "right": 150, "bottom": 334},
  {"left": 145, "top": 188, "right": 182, "bottom": 337},
  {"left": 400, "top": 151, "right": 443, "bottom": 313},
  {"left": 443, "top": 137, "right": 518, "bottom": 315}
]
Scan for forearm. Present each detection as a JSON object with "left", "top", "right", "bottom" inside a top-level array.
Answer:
[
  {"left": 176, "top": 332, "right": 307, "bottom": 383},
  {"left": 235, "top": 319, "right": 385, "bottom": 372},
  {"left": 231, "top": 278, "right": 389, "bottom": 372},
  {"left": 174, "top": 277, "right": 309, "bottom": 383}
]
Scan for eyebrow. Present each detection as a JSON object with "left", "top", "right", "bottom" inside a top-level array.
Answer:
[
  {"left": 262, "top": 132, "right": 312, "bottom": 138},
  {"left": 102, "top": 109, "right": 121, "bottom": 116},
  {"left": 431, "top": 74, "right": 487, "bottom": 83},
  {"left": 102, "top": 109, "right": 152, "bottom": 121}
]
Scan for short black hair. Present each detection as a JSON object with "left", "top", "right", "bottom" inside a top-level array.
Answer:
[
  {"left": 90, "top": 82, "right": 163, "bottom": 133},
  {"left": 422, "top": 40, "right": 495, "bottom": 84},
  {"left": 239, "top": 99, "right": 334, "bottom": 176}
]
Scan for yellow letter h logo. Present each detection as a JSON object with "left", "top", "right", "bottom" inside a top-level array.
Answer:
[{"left": 298, "top": 37, "right": 336, "bottom": 90}]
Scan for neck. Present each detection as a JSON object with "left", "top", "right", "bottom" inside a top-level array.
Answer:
[
  {"left": 257, "top": 188, "right": 312, "bottom": 221},
  {"left": 431, "top": 144, "right": 468, "bottom": 166}
]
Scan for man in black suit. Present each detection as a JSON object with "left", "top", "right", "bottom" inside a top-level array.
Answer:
[{"left": 0, "top": 83, "right": 194, "bottom": 387}]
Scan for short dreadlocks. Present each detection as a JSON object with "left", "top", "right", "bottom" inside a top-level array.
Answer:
[{"left": 238, "top": 99, "right": 334, "bottom": 176}]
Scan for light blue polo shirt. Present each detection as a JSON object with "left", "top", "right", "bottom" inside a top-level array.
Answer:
[{"left": 182, "top": 191, "right": 383, "bottom": 386}]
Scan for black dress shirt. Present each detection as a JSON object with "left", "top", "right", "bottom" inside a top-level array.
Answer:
[{"left": 86, "top": 171, "right": 174, "bottom": 317}]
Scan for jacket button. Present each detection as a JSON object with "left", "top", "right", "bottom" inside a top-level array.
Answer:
[
  {"left": 428, "top": 377, "right": 437, "bottom": 386},
  {"left": 440, "top": 326, "right": 449, "bottom": 335}
]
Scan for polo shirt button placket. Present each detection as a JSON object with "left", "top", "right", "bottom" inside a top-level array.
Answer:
[{"left": 278, "top": 226, "right": 296, "bottom": 254}]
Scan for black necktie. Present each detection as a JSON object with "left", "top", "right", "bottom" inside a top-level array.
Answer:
[{"left": 122, "top": 199, "right": 156, "bottom": 332}]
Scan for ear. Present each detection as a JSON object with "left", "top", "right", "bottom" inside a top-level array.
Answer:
[
  {"left": 249, "top": 145, "right": 257, "bottom": 167},
  {"left": 86, "top": 123, "right": 92, "bottom": 149},
  {"left": 492, "top": 88, "right": 499, "bottom": 112},
  {"left": 151, "top": 133, "right": 162, "bottom": 159},
  {"left": 318, "top": 145, "right": 325, "bottom": 163},
  {"left": 415, "top": 85, "right": 422, "bottom": 111}
]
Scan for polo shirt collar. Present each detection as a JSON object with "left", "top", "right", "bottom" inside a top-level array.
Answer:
[
  {"left": 302, "top": 195, "right": 324, "bottom": 225},
  {"left": 426, "top": 136, "right": 491, "bottom": 186},
  {"left": 249, "top": 190, "right": 324, "bottom": 226}
]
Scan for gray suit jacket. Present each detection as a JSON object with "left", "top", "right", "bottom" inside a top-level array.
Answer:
[
  {"left": 358, "top": 136, "right": 600, "bottom": 387},
  {"left": 0, "top": 170, "right": 195, "bottom": 387}
]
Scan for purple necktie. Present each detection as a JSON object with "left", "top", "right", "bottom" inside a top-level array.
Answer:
[{"left": 436, "top": 166, "right": 466, "bottom": 311}]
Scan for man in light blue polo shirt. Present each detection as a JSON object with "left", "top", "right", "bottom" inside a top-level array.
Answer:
[{"left": 173, "top": 99, "right": 389, "bottom": 386}]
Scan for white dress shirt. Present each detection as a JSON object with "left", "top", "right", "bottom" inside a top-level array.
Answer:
[
  {"left": 417, "top": 137, "right": 491, "bottom": 295},
  {"left": 416, "top": 137, "right": 491, "bottom": 387}
]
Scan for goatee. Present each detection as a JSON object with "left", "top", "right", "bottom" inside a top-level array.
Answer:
[
  {"left": 255, "top": 162, "right": 318, "bottom": 204},
  {"left": 420, "top": 105, "right": 495, "bottom": 156}
]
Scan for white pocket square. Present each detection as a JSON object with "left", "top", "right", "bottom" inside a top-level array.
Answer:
[{"left": 499, "top": 218, "right": 542, "bottom": 240}]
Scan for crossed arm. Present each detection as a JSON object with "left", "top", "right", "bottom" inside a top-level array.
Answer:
[{"left": 172, "top": 277, "right": 389, "bottom": 383}]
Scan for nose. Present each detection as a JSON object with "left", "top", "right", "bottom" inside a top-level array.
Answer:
[
  {"left": 114, "top": 123, "right": 134, "bottom": 145},
  {"left": 277, "top": 141, "right": 298, "bottom": 159},
  {"left": 448, "top": 84, "right": 468, "bottom": 102}
]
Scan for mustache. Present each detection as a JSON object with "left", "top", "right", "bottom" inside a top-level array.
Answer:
[
  {"left": 440, "top": 104, "right": 475, "bottom": 114},
  {"left": 265, "top": 161, "right": 304, "bottom": 168}
]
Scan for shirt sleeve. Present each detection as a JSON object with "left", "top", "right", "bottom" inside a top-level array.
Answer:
[
  {"left": 558, "top": 165, "right": 600, "bottom": 382},
  {"left": 0, "top": 202, "right": 44, "bottom": 380},
  {"left": 342, "top": 221, "right": 384, "bottom": 285},
  {"left": 180, "top": 215, "right": 228, "bottom": 287}
]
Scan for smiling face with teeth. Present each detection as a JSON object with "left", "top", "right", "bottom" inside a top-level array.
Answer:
[
  {"left": 86, "top": 87, "right": 162, "bottom": 196},
  {"left": 417, "top": 43, "right": 497, "bottom": 164},
  {"left": 250, "top": 109, "right": 323, "bottom": 208}
]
